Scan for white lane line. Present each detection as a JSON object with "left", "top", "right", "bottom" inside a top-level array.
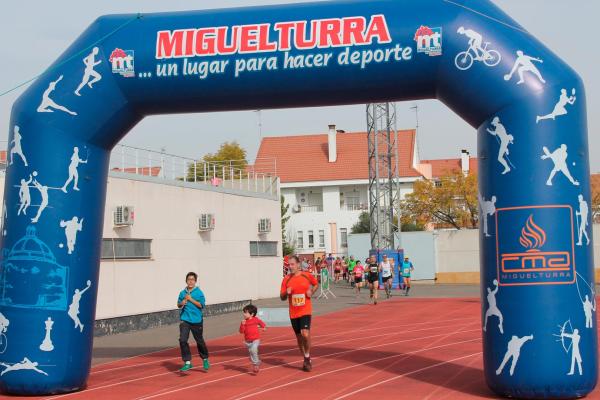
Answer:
[
  {"left": 91, "top": 315, "right": 475, "bottom": 375},
  {"left": 232, "top": 321, "right": 480, "bottom": 400},
  {"left": 137, "top": 333, "right": 480, "bottom": 400}
]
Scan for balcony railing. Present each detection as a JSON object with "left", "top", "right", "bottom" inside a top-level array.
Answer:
[
  {"left": 298, "top": 205, "right": 323, "bottom": 213},
  {"left": 108, "top": 144, "right": 279, "bottom": 197},
  {"left": 342, "top": 204, "right": 368, "bottom": 211}
]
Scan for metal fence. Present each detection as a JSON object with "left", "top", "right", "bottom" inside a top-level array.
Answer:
[{"left": 109, "top": 144, "right": 279, "bottom": 196}]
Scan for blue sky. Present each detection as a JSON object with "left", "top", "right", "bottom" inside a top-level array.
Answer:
[{"left": 1, "top": 0, "right": 597, "bottom": 171}]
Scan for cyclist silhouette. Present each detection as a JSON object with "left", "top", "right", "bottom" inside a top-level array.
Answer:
[{"left": 455, "top": 27, "right": 501, "bottom": 70}]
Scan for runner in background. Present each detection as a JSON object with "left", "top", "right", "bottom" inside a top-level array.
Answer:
[
  {"left": 367, "top": 255, "right": 380, "bottom": 305},
  {"left": 280, "top": 255, "right": 319, "bottom": 372},
  {"left": 379, "top": 254, "right": 393, "bottom": 299},
  {"left": 347, "top": 256, "right": 357, "bottom": 287},
  {"left": 353, "top": 260, "right": 365, "bottom": 297},
  {"left": 341, "top": 256, "right": 348, "bottom": 282},
  {"left": 334, "top": 257, "right": 342, "bottom": 282},
  {"left": 402, "top": 256, "right": 415, "bottom": 296}
]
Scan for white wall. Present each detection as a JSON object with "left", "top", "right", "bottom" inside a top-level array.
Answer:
[
  {"left": 435, "top": 229, "right": 480, "bottom": 274},
  {"left": 0, "top": 174, "right": 281, "bottom": 320}
]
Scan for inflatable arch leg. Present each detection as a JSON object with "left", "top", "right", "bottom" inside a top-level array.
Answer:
[{"left": 0, "top": 0, "right": 595, "bottom": 397}]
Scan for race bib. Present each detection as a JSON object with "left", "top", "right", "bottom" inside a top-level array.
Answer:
[
  {"left": 403, "top": 268, "right": 410, "bottom": 275},
  {"left": 291, "top": 293, "right": 306, "bottom": 307}
]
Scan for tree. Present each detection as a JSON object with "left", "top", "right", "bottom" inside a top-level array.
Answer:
[
  {"left": 281, "top": 195, "right": 295, "bottom": 256},
  {"left": 592, "top": 176, "right": 600, "bottom": 222},
  {"left": 401, "top": 171, "right": 478, "bottom": 230},
  {"left": 186, "top": 141, "right": 248, "bottom": 181},
  {"left": 351, "top": 212, "right": 370, "bottom": 234},
  {"left": 351, "top": 211, "right": 424, "bottom": 234}
]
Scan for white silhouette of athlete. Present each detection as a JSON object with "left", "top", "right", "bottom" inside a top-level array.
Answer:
[
  {"left": 486, "top": 117, "right": 514, "bottom": 174},
  {"left": 541, "top": 144, "right": 579, "bottom": 186},
  {"left": 576, "top": 194, "right": 590, "bottom": 246},
  {"left": 504, "top": 51, "right": 545, "bottom": 85},
  {"left": 68, "top": 280, "right": 92, "bottom": 333},
  {"left": 457, "top": 26, "right": 484, "bottom": 59},
  {"left": 537, "top": 89, "right": 576, "bottom": 124},
  {"left": 479, "top": 194, "right": 497, "bottom": 237},
  {"left": 483, "top": 279, "right": 503, "bottom": 334},
  {"left": 562, "top": 328, "right": 583, "bottom": 376},
  {"left": 496, "top": 334, "right": 534, "bottom": 376},
  {"left": 31, "top": 173, "right": 49, "bottom": 224},
  {"left": 75, "top": 47, "right": 102, "bottom": 96},
  {"left": 0, "top": 358, "right": 47, "bottom": 376},
  {"left": 37, "top": 75, "right": 77, "bottom": 115},
  {"left": 60, "top": 216, "right": 84, "bottom": 255},
  {"left": 61, "top": 147, "right": 88, "bottom": 192},
  {"left": 583, "top": 295, "right": 596, "bottom": 329},
  {"left": 9, "top": 126, "right": 28, "bottom": 167},
  {"left": 18, "top": 174, "right": 33, "bottom": 216},
  {"left": 0, "top": 312, "right": 9, "bottom": 334}
]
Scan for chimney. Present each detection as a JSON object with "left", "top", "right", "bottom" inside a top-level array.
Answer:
[
  {"left": 328, "top": 124, "right": 337, "bottom": 163},
  {"left": 461, "top": 149, "right": 470, "bottom": 174}
]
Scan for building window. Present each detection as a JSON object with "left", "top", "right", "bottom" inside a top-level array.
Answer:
[
  {"left": 318, "top": 230, "right": 325, "bottom": 248},
  {"left": 340, "top": 228, "right": 348, "bottom": 248},
  {"left": 308, "top": 230, "right": 314, "bottom": 248},
  {"left": 250, "top": 241, "right": 278, "bottom": 257},
  {"left": 346, "top": 197, "right": 360, "bottom": 211},
  {"left": 101, "top": 238, "right": 152, "bottom": 260},
  {"left": 297, "top": 231, "right": 304, "bottom": 248}
]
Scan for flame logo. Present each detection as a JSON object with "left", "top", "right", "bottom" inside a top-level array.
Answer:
[{"left": 519, "top": 215, "right": 547, "bottom": 250}]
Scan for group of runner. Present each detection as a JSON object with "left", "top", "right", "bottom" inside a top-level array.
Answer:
[{"left": 177, "top": 253, "right": 414, "bottom": 375}]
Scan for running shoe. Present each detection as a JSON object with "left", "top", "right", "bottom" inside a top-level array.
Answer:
[
  {"left": 203, "top": 358, "right": 210, "bottom": 370},
  {"left": 180, "top": 362, "right": 192, "bottom": 372},
  {"left": 253, "top": 365, "right": 260, "bottom": 374},
  {"left": 303, "top": 357, "right": 312, "bottom": 372}
]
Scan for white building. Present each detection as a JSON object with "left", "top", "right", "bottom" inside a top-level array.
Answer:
[
  {"left": 0, "top": 163, "right": 281, "bottom": 327},
  {"left": 254, "top": 125, "right": 476, "bottom": 258}
]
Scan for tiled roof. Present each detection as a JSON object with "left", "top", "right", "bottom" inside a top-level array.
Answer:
[
  {"left": 420, "top": 157, "right": 478, "bottom": 178},
  {"left": 111, "top": 166, "right": 162, "bottom": 177},
  {"left": 254, "top": 130, "right": 421, "bottom": 183}
]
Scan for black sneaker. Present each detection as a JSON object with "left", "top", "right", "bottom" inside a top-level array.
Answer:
[{"left": 303, "top": 357, "right": 312, "bottom": 372}]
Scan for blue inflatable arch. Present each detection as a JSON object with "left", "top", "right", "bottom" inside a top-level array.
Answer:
[{"left": 0, "top": 0, "right": 596, "bottom": 397}]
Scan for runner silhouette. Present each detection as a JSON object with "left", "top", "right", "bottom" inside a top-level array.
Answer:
[{"left": 75, "top": 47, "right": 102, "bottom": 96}]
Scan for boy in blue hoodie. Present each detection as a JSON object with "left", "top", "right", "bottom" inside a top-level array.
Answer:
[{"left": 177, "top": 272, "right": 210, "bottom": 372}]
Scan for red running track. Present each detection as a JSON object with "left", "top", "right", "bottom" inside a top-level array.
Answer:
[{"left": 26, "top": 298, "right": 600, "bottom": 400}]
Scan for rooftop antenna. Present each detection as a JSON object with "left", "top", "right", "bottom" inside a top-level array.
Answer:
[
  {"left": 254, "top": 109, "right": 263, "bottom": 139},
  {"left": 410, "top": 104, "right": 422, "bottom": 161}
]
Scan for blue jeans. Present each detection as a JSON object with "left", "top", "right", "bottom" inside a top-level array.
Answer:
[{"left": 245, "top": 340, "right": 261, "bottom": 365}]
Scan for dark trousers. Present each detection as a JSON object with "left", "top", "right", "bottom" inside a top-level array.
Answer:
[{"left": 179, "top": 321, "right": 209, "bottom": 362}]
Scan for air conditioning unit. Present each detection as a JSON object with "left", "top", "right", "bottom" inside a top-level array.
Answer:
[
  {"left": 114, "top": 205, "right": 134, "bottom": 226},
  {"left": 258, "top": 218, "right": 271, "bottom": 233},
  {"left": 198, "top": 213, "right": 215, "bottom": 231}
]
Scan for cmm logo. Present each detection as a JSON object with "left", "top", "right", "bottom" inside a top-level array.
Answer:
[{"left": 496, "top": 205, "right": 575, "bottom": 286}]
